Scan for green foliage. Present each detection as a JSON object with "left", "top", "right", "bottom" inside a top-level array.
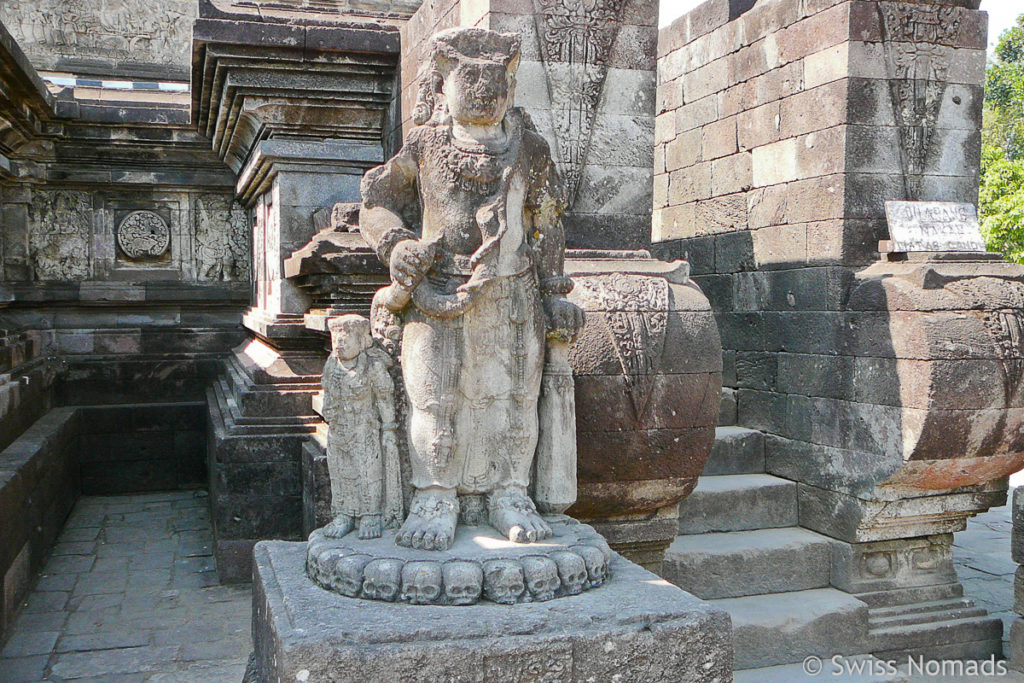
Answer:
[
  {"left": 981, "top": 14, "right": 1024, "bottom": 260},
  {"left": 980, "top": 144, "right": 1024, "bottom": 262}
]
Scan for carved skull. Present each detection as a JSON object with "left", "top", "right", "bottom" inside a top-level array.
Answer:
[
  {"left": 483, "top": 559, "right": 525, "bottom": 605},
  {"left": 551, "top": 551, "right": 587, "bottom": 595},
  {"left": 521, "top": 556, "right": 559, "bottom": 602},
  {"left": 362, "top": 559, "right": 403, "bottom": 602},
  {"left": 442, "top": 561, "right": 483, "bottom": 606},
  {"left": 573, "top": 545, "right": 608, "bottom": 587},
  {"left": 310, "top": 547, "right": 348, "bottom": 585},
  {"left": 401, "top": 561, "right": 443, "bottom": 604},
  {"left": 331, "top": 554, "right": 372, "bottom": 597}
]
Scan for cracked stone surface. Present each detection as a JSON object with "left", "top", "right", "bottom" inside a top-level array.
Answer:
[{"left": 0, "top": 491, "right": 251, "bottom": 682}]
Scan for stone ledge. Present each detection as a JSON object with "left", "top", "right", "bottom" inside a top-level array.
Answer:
[{"left": 251, "top": 539, "right": 734, "bottom": 682}]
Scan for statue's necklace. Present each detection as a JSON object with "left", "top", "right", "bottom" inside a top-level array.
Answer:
[{"left": 436, "top": 119, "right": 521, "bottom": 196}]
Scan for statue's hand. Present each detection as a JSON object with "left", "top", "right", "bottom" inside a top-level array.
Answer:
[
  {"left": 389, "top": 239, "right": 435, "bottom": 289},
  {"left": 543, "top": 297, "right": 585, "bottom": 343}
]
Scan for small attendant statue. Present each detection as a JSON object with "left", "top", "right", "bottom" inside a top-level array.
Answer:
[{"left": 321, "top": 315, "right": 403, "bottom": 539}]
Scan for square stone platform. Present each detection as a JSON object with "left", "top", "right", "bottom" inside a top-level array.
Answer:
[{"left": 251, "top": 541, "right": 734, "bottom": 682}]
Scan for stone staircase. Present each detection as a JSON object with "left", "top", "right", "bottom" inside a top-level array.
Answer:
[
  {"left": 663, "top": 425, "right": 869, "bottom": 671},
  {"left": 661, "top": 398, "right": 1003, "bottom": 677}
]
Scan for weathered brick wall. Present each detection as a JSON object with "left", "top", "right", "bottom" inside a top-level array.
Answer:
[
  {"left": 653, "top": 0, "right": 987, "bottom": 431},
  {"left": 651, "top": 1, "right": 1001, "bottom": 533},
  {"left": 655, "top": 0, "right": 986, "bottom": 268}
]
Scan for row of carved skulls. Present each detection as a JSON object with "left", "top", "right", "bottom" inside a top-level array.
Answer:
[{"left": 306, "top": 545, "right": 611, "bottom": 605}]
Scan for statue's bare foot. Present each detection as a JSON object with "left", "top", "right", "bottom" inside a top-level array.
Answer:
[
  {"left": 395, "top": 488, "right": 458, "bottom": 551},
  {"left": 322, "top": 514, "right": 355, "bottom": 539},
  {"left": 487, "top": 489, "right": 552, "bottom": 544},
  {"left": 358, "top": 514, "right": 382, "bottom": 540}
]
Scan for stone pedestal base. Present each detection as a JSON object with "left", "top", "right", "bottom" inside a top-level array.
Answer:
[{"left": 250, "top": 540, "right": 733, "bottom": 682}]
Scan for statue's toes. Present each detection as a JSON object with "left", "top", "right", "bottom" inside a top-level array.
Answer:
[
  {"left": 421, "top": 531, "right": 436, "bottom": 550},
  {"left": 434, "top": 532, "right": 452, "bottom": 551},
  {"left": 534, "top": 518, "right": 553, "bottom": 540},
  {"left": 507, "top": 524, "right": 528, "bottom": 543},
  {"left": 411, "top": 528, "right": 427, "bottom": 549}
]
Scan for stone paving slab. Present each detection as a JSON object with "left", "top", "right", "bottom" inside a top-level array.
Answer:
[
  {"left": 954, "top": 489, "right": 1018, "bottom": 655},
  {"left": 0, "top": 491, "right": 251, "bottom": 682}
]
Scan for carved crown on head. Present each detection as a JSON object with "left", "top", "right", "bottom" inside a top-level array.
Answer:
[{"left": 412, "top": 27, "right": 522, "bottom": 126}]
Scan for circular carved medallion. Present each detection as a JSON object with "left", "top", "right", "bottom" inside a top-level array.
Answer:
[{"left": 117, "top": 211, "right": 170, "bottom": 259}]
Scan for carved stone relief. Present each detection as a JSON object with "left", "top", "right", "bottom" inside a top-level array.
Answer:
[
  {"left": 28, "top": 190, "right": 91, "bottom": 281},
  {"left": 572, "top": 273, "right": 668, "bottom": 420},
  {"left": 194, "top": 195, "right": 250, "bottom": 282},
  {"left": 531, "top": 0, "right": 627, "bottom": 205},
  {"left": 116, "top": 211, "right": 170, "bottom": 260},
  {"left": 878, "top": 2, "right": 965, "bottom": 198},
  {"left": 0, "top": 0, "right": 196, "bottom": 75}
]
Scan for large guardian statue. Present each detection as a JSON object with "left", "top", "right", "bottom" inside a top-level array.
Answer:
[{"left": 358, "top": 27, "right": 584, "bottom": 552}]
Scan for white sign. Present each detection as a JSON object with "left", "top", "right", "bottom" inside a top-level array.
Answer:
[{"left": 884, "top": 201, "right": 987, "bottom": 253}]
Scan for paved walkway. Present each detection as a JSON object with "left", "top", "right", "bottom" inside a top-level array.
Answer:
[
  {"left": 0, "top": 491, "right": 250, "bottom": 682},
  {"left": 0, "top": 487, "right": 1020, "bottom": 682},
  {"left": 954, "top": 489, "right": 1019, "bottom": 655}
]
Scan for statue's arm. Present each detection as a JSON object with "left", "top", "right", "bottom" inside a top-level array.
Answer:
[
  {"left": 527, "top": 142, "right": 572, "bottom": 299},
  {"left": 321, "top": 359, "right": 340, "bottom": 421},
  {"left": 359, "top": 143, "right": 420, "bottom": 266},
  {"left": 527, "top": 135, "right": 584, "bottom": 339},
  {"left": 371, "top": 360, "right": 398, "bottom": 430}
]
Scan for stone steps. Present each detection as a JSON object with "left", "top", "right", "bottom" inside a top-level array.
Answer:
[
  {"left": 663, "top": 527, "right": 832, "bottom": 599},
  {"left": 702, "top": 426, "right": 764, "bottom": 475},
  {"left": 869, "top": 598, "right": 985, "bottom": 629},
  {"left": 677, "top": 473, "right": 797, "bottom": 534},
  {"left": 868, "top": 614, "right": 1004, "bottom": 662},
  {"left": 715, "top": 587, "right": 870, "bottom": 670}
]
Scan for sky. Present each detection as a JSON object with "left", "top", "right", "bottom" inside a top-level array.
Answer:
[{"left": 659, "top": 0, "right": 1020, "bottom": 56}]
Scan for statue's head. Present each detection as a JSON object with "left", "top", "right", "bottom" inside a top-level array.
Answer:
[
  {"left": 414, "top": 27, "right": 521, "bottom": 126},
  {"left": 328, "top": 314, "right": 373, "bottom": 361}
]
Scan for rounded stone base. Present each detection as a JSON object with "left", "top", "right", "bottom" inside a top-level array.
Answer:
[{"left": 305, "top": 515, "right": 613, "bottom": 606}]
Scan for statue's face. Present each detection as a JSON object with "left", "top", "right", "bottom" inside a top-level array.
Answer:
[
  {"left": 444, "top": 61, "right": 513, "bottom": 126},
  {"left": 332, "top": 329, "right": 365, "bottom": 361}
]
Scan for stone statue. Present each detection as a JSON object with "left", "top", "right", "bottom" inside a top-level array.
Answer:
[
  {"left": 320, "top": 315, "right": 403, "bottom": 540},
  {"left": 359, "top": 27, "right": 584, "bottom": 551}
]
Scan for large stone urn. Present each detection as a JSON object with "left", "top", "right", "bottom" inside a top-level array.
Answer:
[{"left": 564, "top": 252, "right": 722, "bottom": 569}]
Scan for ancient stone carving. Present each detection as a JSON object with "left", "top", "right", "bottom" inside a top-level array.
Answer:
[
  {"left": 401, "top": 561, "right": 443, "bottom": 604},
  {"left": 442, "top": 561, "right": 483, "bottom": 605},
  {"left": 194, "top": 195, "right": 250, "bottom": 282},
  {"left": 878, "top": 2, "right": 965, "bottom": 198},
  {"left": 361, "top": 558, "right": 402, "bottom": 601},
  {"left": 28, "top": 190, "right": 91, "bottom": 281},
  {"left": 320, "top": 315, "right": 403, "bottom": 540},
  {"left": 304, "top": 520, "right": 612, "bottom": 605},
  {"left": 531, "top": 0, "right": 626, "bottom": 204},
  {"left": 360, "top": 27, "right": 584, "bottom": 552},
  {"left": 551, "top": 550, "right": 587, "bottom": 595},
  {"left": 0, "top": 0, "right": 196, "bottom": 73},
  {"left": 116, "top": 211, "right": 170, "bottom": 260},
  {"left": 572, "top": 273, "right": 668, "bottom": 419},
  {"left": 521, "top": 555, "right": 559, "bottom": 602},
  {"left": 483, "top": 559, "right": 526, "bottom": 605}
]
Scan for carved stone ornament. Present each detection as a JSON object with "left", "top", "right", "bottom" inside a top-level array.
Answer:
[
  {"left": 532, "top": 0, "right": 626, "bottom": 204},
  {"left": 878, "top": 2, "right": 965, "bottom": 198},
  {"left": 305, "top": 516, "right": 612, "bottom": 606},
  {"left": 117, "top": 211, "right": 170, "bottom": 260}
]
